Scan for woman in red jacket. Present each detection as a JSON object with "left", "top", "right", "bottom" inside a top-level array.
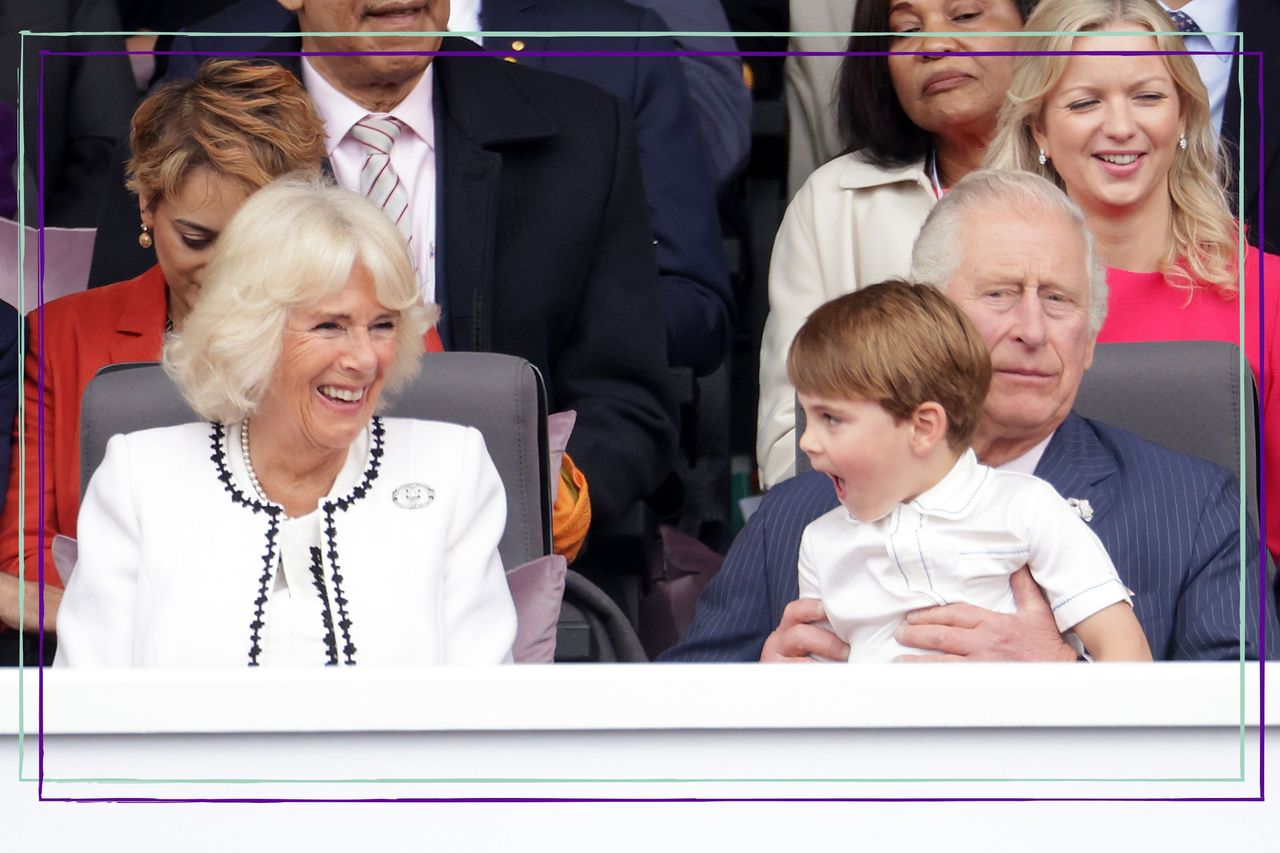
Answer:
[{"left": 0, "top": 59, "right": 326, "bottom": 642}]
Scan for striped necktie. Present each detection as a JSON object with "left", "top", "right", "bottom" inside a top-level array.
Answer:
[
  {"left": 1165, "top": 9, "right": 1201, "bottom": 34},
  {"left": 350, "top": 115, "right": 413, "bottom": 252}
]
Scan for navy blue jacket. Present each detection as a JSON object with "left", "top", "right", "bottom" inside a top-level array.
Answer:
[
  {"left": 481, "top": 0, "right": 732, "bottom": 376},
  {"left": 664, "top": 414, "right": 1279, "bottom": 662}
]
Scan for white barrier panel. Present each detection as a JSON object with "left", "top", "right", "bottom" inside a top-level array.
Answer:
[
  {"left": 5, "top": 663, "right": 1274, "bottom": 848},
  {"left": 0, "top": 663, "right": 1268, "bottom": 800}
]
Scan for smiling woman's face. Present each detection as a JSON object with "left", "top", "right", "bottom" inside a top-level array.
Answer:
[
  {"left": 253, "top": 263, "right": 400, "bottom": 459},
  {"left": 886, "top": 0, "right": 1023, "bottom": 139},
  {"left": 140, "top": 167, "right": 250, "bottom": 330},
  {"left": 1031, "top": 29, "right": 1184, "bottom": 220}
]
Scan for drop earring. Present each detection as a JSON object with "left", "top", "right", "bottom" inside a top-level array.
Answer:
[
  {"left": 1178, "top": 133, "right": 1187, "bottom": 150},
  {"left": 138, "top": 223, "right": 153, "bottom": 249},
  {"left": 1038, "top": 148, "right": 1048, "bottom": 166}
]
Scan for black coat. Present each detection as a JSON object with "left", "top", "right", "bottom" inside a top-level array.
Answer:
[
  {"left": 0, "top": 0, "right": 138, "bottom": 227},
  {"left": 480, "top": 0, "right": 733, "bottom": 376}
]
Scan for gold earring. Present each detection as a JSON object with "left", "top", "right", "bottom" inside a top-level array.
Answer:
[{"left": 138, "top": 223, "right": 153, "bottom": 249}]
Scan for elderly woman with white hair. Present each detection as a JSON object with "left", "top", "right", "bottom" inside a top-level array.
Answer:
[{"left": 54, "top": 175, "right": 517, "bottom": 667}]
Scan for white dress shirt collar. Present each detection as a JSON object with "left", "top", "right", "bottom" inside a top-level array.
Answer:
[
  {"left": 301, "top": 57, "right": 439, "bottom": 301},
  {"left": 1160, "top": 1, "right": 1238, "bottom": 135},
  {"left": 448, "top": 0, "right": 483, "bottom": 44},
  {"left": 903, "top": 448, "right": 989, "bottom": 520},
  {"left": 898, "top": 437, "right": 1054, "bottom": 520},
  {"left": 994, "top": 432, "right": 1054, "bottom": 477},
  {"left": 1162, "top": 0, "right": 1239, "bottom": 61},
  {"left": 845, "top": 433, "right": 1056, "bottom": 528},
  {"left": 302, "top": 57, "right": 436, "bottom": 157}
]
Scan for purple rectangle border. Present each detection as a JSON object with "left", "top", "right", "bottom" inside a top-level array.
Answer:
[{"left": 20, "top": 43, "right": 1269, "bottom": 799}]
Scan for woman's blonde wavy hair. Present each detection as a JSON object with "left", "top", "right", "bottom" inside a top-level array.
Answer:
[{"left": 984, "top": 0, "right": 1239, "bottom": 293}]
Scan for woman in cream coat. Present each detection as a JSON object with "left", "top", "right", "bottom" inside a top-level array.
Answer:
[
  {"left": 757, "top": 0, "right": 1031, "bottom": 487},
  {"left": 55, "top": 176, "right": 517, "bottom": 667}
]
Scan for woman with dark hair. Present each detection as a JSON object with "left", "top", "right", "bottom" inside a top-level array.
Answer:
[{"left": 757, "top": 0, "right": 1032, "bottom": 487}]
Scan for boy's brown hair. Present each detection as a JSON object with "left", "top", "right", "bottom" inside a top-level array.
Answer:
[{"left": 787, "top": 280, "right": 992, "bottom": 448}]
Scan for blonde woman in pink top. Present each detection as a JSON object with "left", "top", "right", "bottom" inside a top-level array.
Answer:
[{"left": 986, "top": 0, "right": 1280, "bottom": 556}]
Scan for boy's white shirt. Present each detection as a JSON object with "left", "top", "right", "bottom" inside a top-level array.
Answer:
[{"left": 798, "top": 449, "right": 1131, "bottom": 662}]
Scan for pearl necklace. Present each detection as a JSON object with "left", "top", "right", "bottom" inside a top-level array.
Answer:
[{"left": 239, "top": 418, "right": 270, "bottom": 504}]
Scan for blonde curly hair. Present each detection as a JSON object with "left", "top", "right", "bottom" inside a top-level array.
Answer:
[{"left": 984, "top": 0, "right": 1239, "bottom": 294}]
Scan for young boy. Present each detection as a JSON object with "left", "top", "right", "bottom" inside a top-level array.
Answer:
[{"left": 788, "top": 281, "right": 1151, "bottom": 662}]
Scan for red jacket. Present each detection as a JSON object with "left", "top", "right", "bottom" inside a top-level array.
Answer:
[{"left": 0, "top": 266, "right": 167, "bottom": 586}]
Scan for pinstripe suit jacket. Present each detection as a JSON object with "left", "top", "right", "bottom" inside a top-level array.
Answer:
[{"left": 663, "top": 413, "right": 1278, "bottom": 661}]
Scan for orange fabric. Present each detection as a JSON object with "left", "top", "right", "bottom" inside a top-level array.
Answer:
[
  {"left": 0, "top": 266, "right": 168, "bottom": 587},
  {"left": 423, "top": 326, "right": 444, "bottom": 353},
  {"left": 552, "top": 453, "right": 591, "bottom": 563}
]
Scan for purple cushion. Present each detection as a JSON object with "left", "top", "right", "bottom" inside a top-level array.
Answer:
[{"left": 506, "top": 554, "right": 567, "bottom": 663}]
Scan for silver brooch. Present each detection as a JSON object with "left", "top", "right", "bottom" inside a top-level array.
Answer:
[
  {"left": 392, "top": 483, "right": 435, "bottom": 510},
  {"left": 1066, "top": 498, "right": 1094, "bottom": 522}
]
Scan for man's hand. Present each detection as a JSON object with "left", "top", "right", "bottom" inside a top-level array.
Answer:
[
  {"left": 760, "top": 598, "right": 850, "bottom": 663},
  {"left": 894, "top": 566, "right": 1076, "bottom": 662}
]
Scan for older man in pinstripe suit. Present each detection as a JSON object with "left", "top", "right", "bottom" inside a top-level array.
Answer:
[{"left": 666, "top": 171, "right": 1277, "bottom": 662}]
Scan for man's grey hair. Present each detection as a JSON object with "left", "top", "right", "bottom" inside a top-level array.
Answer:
[{"left": 909, "top": 169, "right": 1109, "bottom": 333}]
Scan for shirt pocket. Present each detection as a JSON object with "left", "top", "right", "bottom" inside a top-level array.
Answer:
[{"left": 948, "top": 542, "right": 1032, "bottom": 614}]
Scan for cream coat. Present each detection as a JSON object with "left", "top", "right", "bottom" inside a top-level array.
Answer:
[
  {"left": 55, "top": 417, "right": 517, "bottom": 667},
  {"left": 757, "top": 153, "right": 937, "bottom": 487}
]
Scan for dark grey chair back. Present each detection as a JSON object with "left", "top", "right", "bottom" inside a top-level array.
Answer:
[
  {"left": 1072, "top": 341, "right": 1271, "bottom": 590},
  {"left": 1072, "top": 341, "right": 1259, "bottom": 530},
  {"left": 80, "top": 352, "right": 551, "bottom": 568}
]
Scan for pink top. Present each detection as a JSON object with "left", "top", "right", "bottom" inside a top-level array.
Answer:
[{"left": 1099, "top": 247, "right": 1279, "bottom": 555}]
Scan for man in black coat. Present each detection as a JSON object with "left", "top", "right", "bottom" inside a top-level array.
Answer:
[{"left": 89, "top": 0, "right": 679, "bottom": 530}]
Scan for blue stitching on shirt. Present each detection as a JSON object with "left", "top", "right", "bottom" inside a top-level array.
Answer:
[
  {"left": 887, "top": 507, "right": 912, "bottom": 590},
  {"left": 913, "top": 512, "right": 949, "bottom": 604},
  {"left": 957, "top": 547, "right": 1032, "bottom": 558},
  {"left": 1050, "top": 579, "right": 1125, "bottom": 612}
]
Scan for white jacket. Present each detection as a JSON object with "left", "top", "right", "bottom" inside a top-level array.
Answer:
[
  {"left": 55, "top": 417, "right": 517, "bottom": 667},
  {"left": 757, "top": 152, "right": 937, "bottom": 487}
]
